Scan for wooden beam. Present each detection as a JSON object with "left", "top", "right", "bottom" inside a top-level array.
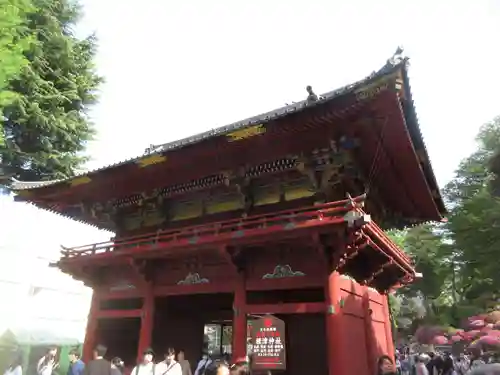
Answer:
[
  {"left": 246, "top": 275, "right": 323, "bottom": 291},
  {"left": 95, "top": 309, "right": 142, "bottom": 319},
  {"left": 245, "top": 302, "right": 325, "bottom": 314},
  {"left": 96, "top": 289, "right": 143, "bottom": 300},
  {"left": 153, "top": 281, "right": 234, "bottom": 296}
]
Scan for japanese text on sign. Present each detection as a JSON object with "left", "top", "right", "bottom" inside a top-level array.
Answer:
[{"left": 250, "top": 315, "right": 286, "bottom": 370}]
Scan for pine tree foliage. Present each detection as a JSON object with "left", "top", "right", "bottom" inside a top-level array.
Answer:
[
  {"left": 0, "top": 0, "right": 102, "bottom": 181},
  {"left": 0, "top": 0, "right": 34, "bottom": 146}
]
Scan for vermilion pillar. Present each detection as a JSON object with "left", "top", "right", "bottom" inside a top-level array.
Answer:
[
  {"left": 137, "top": 285, "right": 155, "bottom": 360},
  {"left": 232, "top": 273, "right": 247, "bottom": 362},
  {"left": 363, "top": 288, "right": 375, "bottom": 374},
  {"left": 83, "top": 291, "right": 99, "bottom": 362},
  {"left": 325, "top": 270, "right": 344, "bottom": 375},
  {"left": 382, "top": 295, "right": 395, "bottom": 361}
]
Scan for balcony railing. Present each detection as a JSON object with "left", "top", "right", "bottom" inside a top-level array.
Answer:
[{"left": 59, "top": 195, "right": 411, "bottom": 264}]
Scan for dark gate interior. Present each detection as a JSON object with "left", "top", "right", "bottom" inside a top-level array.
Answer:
[
  {"left": 95, "top": 317, "right": 141, "bottom": 367},
  {"left": 152, "top": 293, "right": 233, "bottom": 366},
  {"left": 281, "top": 314, "right": 327, "bottom": 375}
]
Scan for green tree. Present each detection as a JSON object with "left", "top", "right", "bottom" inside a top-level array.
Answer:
[
  {"left": 0, "top": 0, "right": 33, "bottom": 146},
  {"left": 1, "top": 0, "right": 102, "bottom": 181},
  {"left": 444, "top": 117, "right": 500, "bottom": 315},
  {"left": 389, "top": 117, "right": 500, "bottom": 335},
  {"left": 389, "top": 225, "right": 453, "bottom": 327}
]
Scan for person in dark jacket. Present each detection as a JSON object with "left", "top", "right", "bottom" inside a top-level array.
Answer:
[
  {"left": 67, "top": 350, "right": 85, "bottom": 375},
  {"left": 204, "top": 360, "right": 229, "bottom": 375},
  {"left": 83, "top": 345, "right": 111, "bottom": 375}
]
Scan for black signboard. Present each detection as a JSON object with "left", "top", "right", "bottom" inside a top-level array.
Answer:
[{"left": 250, "top": 315, "right": 286, "bottom": 371}]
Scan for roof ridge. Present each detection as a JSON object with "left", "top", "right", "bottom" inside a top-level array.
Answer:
[{"left": 10, "top": 50, "right": 408, "bottom": 191}]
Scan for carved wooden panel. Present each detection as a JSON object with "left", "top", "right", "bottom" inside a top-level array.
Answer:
[
  {"left": 245, "top": 246, "right": 321, "bottom": 282},
  {"left": 99, "top": 265, "right": 138, "bottom": 292},
  {"left": 153, "top": 262, "right": 233, "bottom": 286}
]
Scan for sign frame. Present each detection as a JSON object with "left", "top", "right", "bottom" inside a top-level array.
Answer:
[{"left": 250, "top": 314, "right": 286, "bottom": 371}]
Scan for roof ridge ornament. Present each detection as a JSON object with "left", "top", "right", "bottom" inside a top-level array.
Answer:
[
  {"left": 386, "top": 46, "right": 405, "bottom": 67},
  {"left": 306, "top": 85, "right": 318, "bottom": 104},
  {"left": 144, "top": 144, "right": 162, "bottom": 155}
]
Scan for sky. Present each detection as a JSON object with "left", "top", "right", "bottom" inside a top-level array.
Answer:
[{"left": 1, "top": 0, "right": 500, "bottom": 337}]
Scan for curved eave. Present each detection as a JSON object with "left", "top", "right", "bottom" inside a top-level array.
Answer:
[
  {"left": 340, "top": 220, "right": 416, "bottom": 292},
  {"left": 400, "top": 67, "right": 446, "bottom": 216},
  {"left": 21, "top": 200, "right": 115, "bottom": 232},
  {"left": 10, "top": 58, "right": 408, "bottom": 198}
]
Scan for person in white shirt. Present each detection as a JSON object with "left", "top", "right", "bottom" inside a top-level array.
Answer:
[
  {"left": 37, "top": 347, "right": 58, "bottom": 375},
  {"left": 416, "top": 355, "right": 430, "bottom": 375},
  {"left": 4, "top": 352, "right": 23, "bottom": 375},
  {"left": 131, "top": 348, "right": 155, "bottom": 375},
  {"left": 156, "top": 348, "right": 182, "bottom": 375}
]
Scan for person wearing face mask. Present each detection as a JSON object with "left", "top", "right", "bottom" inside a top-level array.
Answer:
[
  {"left": 131, "top": 349, "right": 155, "bottom": 375},
  {"left": 156, "top": 348, "right": 181, "bottom": 375}
]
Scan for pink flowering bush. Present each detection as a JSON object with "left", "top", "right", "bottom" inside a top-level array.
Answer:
[{"left": 414, "top": 310, "right": 500, "bottom": 350}]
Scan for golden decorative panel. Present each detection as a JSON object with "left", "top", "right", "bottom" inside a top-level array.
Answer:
[
  {"left": 16, "top": 190, "right": 32, "bottom": 198},
  {"left": 69, "top": 176, "right": 92, "bottom": 187},
  {"left": 136, "top": 154, "right": 167, "bottom": 168},
  {"left": 355, "top": 71, "right": 400, "bottom": 101},
  {"left": 226, "top": 125, "right": 266, "bottom": 142},
  {"left": 123, "top": 214, "right": 142, "bottom": 231},
  {"left": 284, "top": 179, "right": 315, "bottom": 201},
  {"left": 206, "top": 193, "right": 244, "bottom": 215},
  {"left": 253, "top": 184, "right": 281, "bottom": 206},
  {"left": 142, "top": 210, "right": 166, "bottom": 227},
  {"left": 171, "top": 200, "right": 202, "bottom": 221},
  {"left": 355, "top": 79, "right": 389, "bottom": 101}
]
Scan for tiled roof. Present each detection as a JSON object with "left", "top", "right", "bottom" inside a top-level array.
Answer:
[{"left": 10, "top": 54, "right": 406, "bottom": 191}]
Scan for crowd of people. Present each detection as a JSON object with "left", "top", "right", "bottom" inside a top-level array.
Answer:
[
  {"left": 2, "top": 345, "right": 250, "bottom": 375},
  {"left": 7, "top": 343, "right": 500, "bottom": 375},
  {"left": 391, "top": 350, "right": 500, "bottom": 375}
]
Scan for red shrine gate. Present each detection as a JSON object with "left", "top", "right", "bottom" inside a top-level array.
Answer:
[
  {"left": 12, "top": 51, "right": 445, "bottom": 375},
  {"left": 73, "top": 198, "right": 402, "bottom": 375}
]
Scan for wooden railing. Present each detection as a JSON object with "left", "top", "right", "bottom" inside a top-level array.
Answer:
[{"left": 60, "top": 197, "right": 370, "bottom": 259}]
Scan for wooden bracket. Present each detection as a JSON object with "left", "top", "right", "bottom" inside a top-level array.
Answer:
[
  {"left": 127, "top": 257, "right": 150, "bottom": 287},
  {"left": 296, "top": 156, "right": 319, "bottom": 190},
  {"left": 218, "top": 245, "right": 242, "bottom": 275},
  {"left": 311, "top": 232, "right": 330, "bottom": 264}
]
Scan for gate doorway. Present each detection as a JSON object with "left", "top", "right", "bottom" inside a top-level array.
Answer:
[
  {"left": 245, "top": 286, "right": 327, "bottom": 375},
  {"left": 95, "top": 317, "right": 141, "bottom": 366},
  {"left": 204, "top": 323, "right": 232, "bottom": 357},
  {"left": 247, "top": 313, "right": 327, "bottom": 375},
  {"left": 152, "top": 293, "right": 233, "bottom": 364}
]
